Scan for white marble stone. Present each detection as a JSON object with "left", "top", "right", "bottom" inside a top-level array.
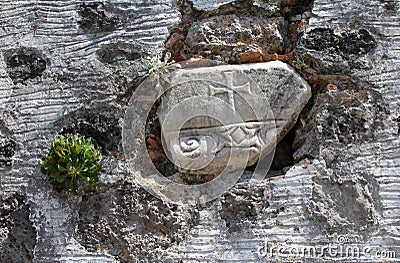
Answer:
[{"left": 158, "top": 61, "right": 311, "bottom": 174}]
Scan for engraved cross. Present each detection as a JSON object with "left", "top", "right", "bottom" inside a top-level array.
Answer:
[{"left": 209, "top": 71, "right": 251, "bottom": 111}]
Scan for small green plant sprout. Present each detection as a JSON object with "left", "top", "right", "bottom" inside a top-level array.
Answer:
[
  {"left": 293, "top": 58, "right": 308, "bottom": 70},
  {"left": 40, "top": 134, "right": 102, "bottom": 195},
  {"left": 144, "top": 51, "right": 181, "bottom": 89},
  {"left": 145, "top": 51, "right": 174, "bottom": 75}
]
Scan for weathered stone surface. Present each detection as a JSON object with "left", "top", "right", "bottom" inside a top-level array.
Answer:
[
  {"left": 219, "top": 182, "right": 269, "bottom": 232},
  {"left": 190, "top": 0, "right": 236, "bottom": 10},
  {"left": 0, "top": 194, "right": 36, "bottom": 262},
  {"left": 296, "top": 28, "right": 378, "bottom": 74},
  {"left": 167, "top": 0, "right": 289, "bottom": 63},
  {"left": 280, "top": 0, "right": 313, "bottom": 20},
  {"left": 0, "top": 120, "right": 16, "bottom": 168},
  {"left": 157, "top": 61, "right": 311, "bottom": 174},
  {"left": 0, "top": 0, "right": 400, "bottom": 262},
  {"left": 0, "top": 137, "right": 15, "bottom": 168},
  {"left": 75, "top": 182, "right": 199, "bottom": 262},
  {"left": 189, "top": 0, "right": 281, "bottom": 15},
  {"left": 97, "top": 43, "right": 142, "bottom": 64},
  {"left": 78, "top": 3, "right": 120, "bottom": 33},
  {"left": 293, "top": 78, "right": 389, "bottom": 161},
  {"left": 173, "top": 0, "right": 400, "bottom": 262},
  {"left": 186, "top": 15, "right": 286, "bottom": 62},
  {"left": 55, "top": 106, "right": 124, "bottom": 156},
  {"left": 308, "top": 172, "right": 379, "bottom": 233},
  {"left": 0, "top": 0, "right": 180, "bottom": 261},
  {"left": 4, "top": 47, "right": 47, "bottom": 84}
]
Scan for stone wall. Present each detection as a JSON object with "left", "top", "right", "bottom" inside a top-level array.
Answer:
[{"left": 0, "top": 0, "right": 399, "bottom": 262}]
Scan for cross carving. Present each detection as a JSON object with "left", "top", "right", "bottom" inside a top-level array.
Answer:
[{"left": 209, "top": 71, "right": 251, "bottom": 111}]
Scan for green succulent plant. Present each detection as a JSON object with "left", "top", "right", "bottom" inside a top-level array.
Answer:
[{"left": 40, "top": 134, "right": 102, "bottom": 195}]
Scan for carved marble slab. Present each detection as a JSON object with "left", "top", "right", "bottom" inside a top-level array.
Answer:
[{"left": 158, "top": 61, "right": 311, "bottom": 174}]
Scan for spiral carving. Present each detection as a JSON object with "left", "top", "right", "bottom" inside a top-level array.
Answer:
[
  {"left": 170, "top": 136, "right": 217, "bottom": 170},
  {"left": 180, "top": 137, "right": 202, "bottom": 158}
]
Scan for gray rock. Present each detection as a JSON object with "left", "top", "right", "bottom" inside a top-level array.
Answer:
[
  {"left": 0, "top": 0, "right": 400, "bottom": 261},
  {"left": 0, "top": 0, "right": 180, "bottom": 261},
  {"left": 302, "top": 11, "right": 312, "bottom": 18},
  {"left": 296, "top": 28, "right": 378, "bottom": 74},
  {"left": 158, "top": 61, "right": 311, "bottom": 174},
  {"left": 253, "top": 0, "right": 281, "bottom": 16},
  {"left": 190, "top": 0, "right": 235, "bottom": 11},
  {"left": 186, "top": 14, "right": 286, "bottom": 62},
  {"left": 0, "top": 194, "right": 36, "bottom": 262},
  {"left": 191, "top": 0, "right": 281, "bottom": 15}
]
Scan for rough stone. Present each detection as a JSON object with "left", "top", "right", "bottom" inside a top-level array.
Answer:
[
  {"left": 293, "top": 78, "right": 389, "bottom": 161},
  {"left": 96, "top": 43, "right": 142, "bottom": 64},
  {"left": 188, "top": 0, "right": 282, "bottom": 16},
  {"left": 301, "top": 28, "right": 377, "bottom": 56},
  {"left": 308, "top": 174, "right": 379, "bottom": 233},
  {"left": 4, "top": 47, "right": 47, "bottom": 84},
  {"left": 0, "top": 119, "right": 16, "bottom": 168},
  {"left": 75, "top": 182, "right": 199, "bottom": 262},
  {"left": 167, "top": 0, "right": 288, "bottom": 63},
  {"left": 297, "top": 28, "right": 378, "bottom": 74},
  {"left": 0, "top": 0, "right": 181, "bottom": 261},
  {"left": 190, "top": 0, "right": 236, "bottom": 10},
  {"left": 56, "top": 106, "right": 124, "bottom": 157},
  {"left": 1, "top": 0, "right": 400, "bottom": 261},
  {"left": 0, "top": 137, "right": 15, "bottom": 168},
  {"left": 281, "top": 0, "right": 314, "bottom": 20},
  {"left": 0, "top": 194, "right": 36, "bottom": 262},
  {"left": 252, "top": 0, "right": 282, "bottom": 16},
  {"left": 185, "top": 14, "right": 286, "bottom": 63},
  {"left": 157, "top": 61, "right": 311, "bottom": 174},
  {"left": 78, "top": 3, "right": 120, "bottom": 34},
  {"left": 220, "top": 182, "right": 268, "bottom": 232}
]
